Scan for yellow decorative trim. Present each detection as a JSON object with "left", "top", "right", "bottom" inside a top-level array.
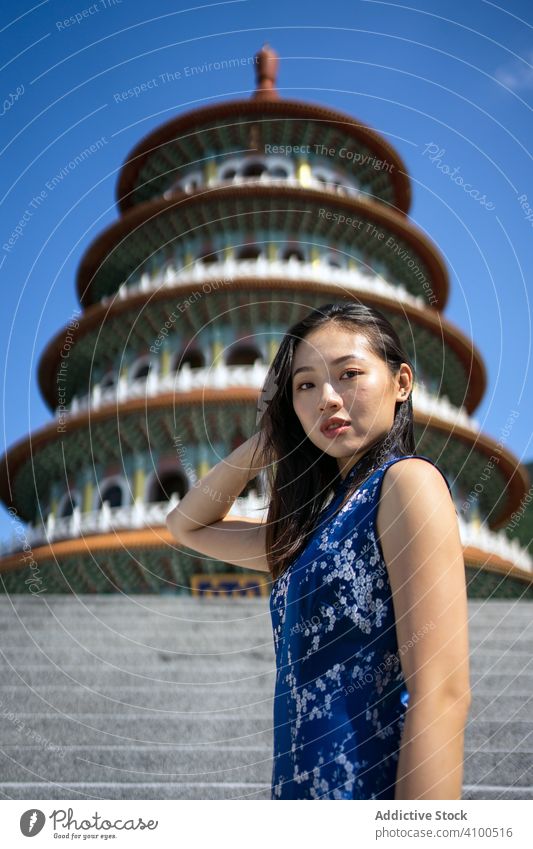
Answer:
[
  {"left": 160, "top": 347, "right": 171, "bottom": 377},
  {"left": 197, "top": 459, "right": 210, "bottom": 479},
  {"left": 190, "top": 572, "right": 271, "bottom": 597},
  {"left": 82, "top": 481, "right": 93, "bottom": 514},
  {"left": 296, "top": 159, "right": 312, "bottom": 187},
  {"left": 310, "top": 246, "right": 321, "bottom": 266},
  {"left": 204, "top": 160, "right": 217, "bottom": 184},
  {"left": 267, "top": 243, "right": 277, "bottom": 261},
  {"left": 133, "top": 467, "right": 145, "bottom": 501},
  {"left": 212, "top": 339, "right": 224, "bottom": 363}
]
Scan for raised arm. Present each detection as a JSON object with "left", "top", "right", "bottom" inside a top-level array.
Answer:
[
  {"left": 376, "top": 457, "right": 471, "bottom": 800},
  {"left": 165, "top": 432, "right": 271, "bottom": 573}
]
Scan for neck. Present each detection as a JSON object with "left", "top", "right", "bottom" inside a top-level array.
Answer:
[{"left": 338, "top": 451, "right": 367, "bottom": 481}]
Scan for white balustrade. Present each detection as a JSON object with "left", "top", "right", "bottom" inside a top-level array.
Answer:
[
  {"left": 55, "top": 361, "right": 479, "bottom": 434},
  {"left": 1, "top": 495, "right": 531, "bottom": 572},
  {"left": 124, "top": 257, "right": 425, "bottom": 311}
]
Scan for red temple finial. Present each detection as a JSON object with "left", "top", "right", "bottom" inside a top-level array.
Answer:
[{"left": 252, "top": 43, "right": 280, "bottom": 100}]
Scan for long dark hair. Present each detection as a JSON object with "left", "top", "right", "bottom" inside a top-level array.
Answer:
[{"left": 255, "top": 301, "right": 416, "bottom": 581}]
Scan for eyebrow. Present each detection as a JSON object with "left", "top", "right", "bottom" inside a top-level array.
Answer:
[{"left": 292, "top": 354, "right": 367, "bottom": 379}]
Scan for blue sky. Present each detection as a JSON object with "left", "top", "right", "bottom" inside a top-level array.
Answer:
[{"left": 1, "top": 0, "right": 532, "bottom": 541}]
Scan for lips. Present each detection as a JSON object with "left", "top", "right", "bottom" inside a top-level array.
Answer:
[{"left": 320, "top": 416, "right": 351, "bottom": 434}]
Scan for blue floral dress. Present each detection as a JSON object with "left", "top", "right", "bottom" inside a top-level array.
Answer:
[{"left": 269, "top": 452, "right": 453, "bottom": 799}]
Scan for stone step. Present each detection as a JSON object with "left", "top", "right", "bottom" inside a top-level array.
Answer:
[
  {"left": 1, "top": 682, "right": 531, "bottom": 715},
  {"left": 0, "top": 600, "right": 530, "bottom": 625},
  {"left": 0, "top": 613, "right": 274, "bottom": 630},
  {"left": 465, "top": 720, "right": 533, "bottom": 750},
  {"left": 0, "top": 595, "right": 270, "bottom": 606},
  {"left": 0, "top": 646, "right": 533, "bottom": 681},
  {"left": 0, "top": 745, "right": 530, "bottom": 787},
  {"left": 1, "top": 596, "right": 528, "bottom": 607},
  {"left": 0, "top": 628, "right": 530, "bottom": 654},
  {"left": 0, "top": 620, "right": 529, "bottom": 646},
  {"left": 0, "top": 661, "right": 276, "bottom": 686},
  {"left": 0, "top": 714, "right": 277, "bottom": 747},
  {"left": 462, "top": 785, "right": 533, "bottom": 800},
  {"left": 0, "top": 711, "right": 531, "bottom": 749},
  {"left": 0, "top": 599, "right": 270, "bottom": 618},
  {"left": 0, "top": 596, "right": 529, "bottom": 799},
  {"left": 1, "top": 666, "right": 532, "bottom": 691},
  {"left": 0, "top": 602, "right": 528, "bottom": 625},
  {"left": 0, "top": 781, "right": 272, "bottom": 800},
  {"left": 0, "top": 601, "right": 527, "bottom": 619},
  {"left": 0, "top": 666, "right": 277, "bottom": 687},
  {"left": 0, "top": 602, "right": 528, "bottom": 627},
  {"left": 0, "top": 647, "right": 275, "bottom": 662},
  {"left": 0, "top": 780, "right": 530, "bottom": 801},
  {"left": 1, "top": 647, "right": 530, "bottom": 675},
  {"left": 467, "top": 654, "right": 533, "bottom": 674},
  {"left": 0, "top": 686, "right": 530, "bottom": 716}
]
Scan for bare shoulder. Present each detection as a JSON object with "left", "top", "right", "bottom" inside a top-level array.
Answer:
[
  {"left": 376, "top": 456, "right": 459, "bottom": 555},
  {"left": 377, "top": 457, "right": 456, "bottom": 541},
  {"left": 380, "top": 457, "right": 452, "bottom": 502}
]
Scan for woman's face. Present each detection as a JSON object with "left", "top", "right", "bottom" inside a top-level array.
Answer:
[{"left": 291, "top": 323, "right": 412, "bottom": 477}]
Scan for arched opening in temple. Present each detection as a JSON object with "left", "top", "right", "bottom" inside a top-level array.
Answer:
[
  {"left": 101, "top": 371, "right": 116, "bottom": 390},
  {"left": 226, "top": 344, "right": 263, "bottom": 366},
  {"left": 148, "top": 469, "right": 188, "bottom": 502},
  {"left": 282, "top": 247, "right": 305, "bottom": 262},
  {"left": 220, "top": 165, "right": 237, "bottom": 180},
  {"left": 98, "top": 482, "right": 125, "bottom": 508},
  {"left": 173, "top": 350, "right": 205, "bottom": 371},
  {"left": 198, "top": 248, "right": 219, "bottom": 264},
  {"left": 131, "top": 359, "right": 152, "bottom": 382},
  {"left": 58, "top": 492, "right": 80, "bottom": 518},
  {"left": 237, "top": 245, "right": 262, "bottom": 261},
  {"left": 242, "top": 160, "right": 266, "bottom": 178},
  {"left": 326, "top": 252, "right": 343, "bottom": 268},
  {"left": 268, "top": 164, "right": 290, "bottom": 178},
  {"left": 179, "top": 170, "right": 202, "bottom": 192}
]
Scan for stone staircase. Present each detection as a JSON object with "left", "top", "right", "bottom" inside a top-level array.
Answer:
[{"left": 0, "top": 595, "right": 531, "bottom": 800}]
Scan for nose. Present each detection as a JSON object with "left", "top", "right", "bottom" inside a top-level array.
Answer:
[{"left": 319, "top": 382, "right": 343, "bottom": 411}]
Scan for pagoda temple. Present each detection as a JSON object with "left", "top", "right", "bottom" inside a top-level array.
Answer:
[{"left": 1, "top": 44, "right": 531, "bottom": 598}]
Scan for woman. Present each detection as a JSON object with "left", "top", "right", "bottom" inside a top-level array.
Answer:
[{"left": 166, "top": 301, "right": 471, "bottom": 800}]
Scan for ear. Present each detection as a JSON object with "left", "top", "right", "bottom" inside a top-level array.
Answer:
[{"left": 395, "top": 362, "right": 413, "bottom": 402}]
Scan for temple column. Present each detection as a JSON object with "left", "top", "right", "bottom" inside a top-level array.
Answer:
[
  {"left": 160, "top": 342, "right": 171, "bottom": 378},
  {"left": 310, "top": 245, "right": 321, "bottom": 266},
  {"left": 295, "top": 158, "right": 312, "bottom": 187},
  {"left": 82, "top": 477, "right": 94, "bottom": 514},
  {"left": 204, "top": 159, "right": 217, "bottom": 186},
  {"left": 212, "top": 328, "right": 225, "bottom": 366},
  {"left": 267, "top": 242, "right": 278, "bottom": 261}
]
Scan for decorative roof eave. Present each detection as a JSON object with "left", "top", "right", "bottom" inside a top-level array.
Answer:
[
  {"left": 0, "top": 531, "right": 531, "bottom": 590},
  {"left": 77, "top": 185, "right": 448, "bottom": 309},
  {"left": 39, "top": 278, "right": 485, "bottom": 413},
  {"left": 116, "top": 100, "right": 411, "bottom": 217},
  {"left": 464, "top": 547, "right": 533, "bottom": 580},
  {"left": 0, "top": 389, "right": 527, "bottom": 526},
  {"left": 0, "top": 527, "right": 172, "bottom": 574}
]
